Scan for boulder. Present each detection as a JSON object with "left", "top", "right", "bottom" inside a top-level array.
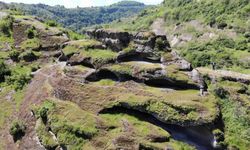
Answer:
[{"left": 170, "top": 51, "right": 192, "bottom": 71}]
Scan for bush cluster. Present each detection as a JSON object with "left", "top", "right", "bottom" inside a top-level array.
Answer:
[
  {"left": 25, "top": 26, "right": 37, "bottom": 39},
  {"left": 9, "top": 121, "right": 26, "bottom": 141},
  {"left": 0, "top": 60, "right": 11, "bottom": 82},
  {"left": 6, "top": 73, "right": 32, "bottom": 90},
  {"left": 8, "top": 50, "right": 20, "bottom": 62},
  {"left": 0, "top": 16, "right": 14, "bottom": 37}
]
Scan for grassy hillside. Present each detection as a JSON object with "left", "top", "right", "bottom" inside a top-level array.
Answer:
[
  {"left": 107, "top": 0, "right": 250, "bottom": 73},
  {"left": 0, "top": 1, "right": 249, "bottom": 150},
  {"left": 5, "top": 1, "right": 148, "bottom": 32},
  {"left": 104, "top": 0, "right": 250, "bottom": 149}
]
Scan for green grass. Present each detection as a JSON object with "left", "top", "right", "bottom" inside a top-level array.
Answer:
[
  {"left": 62, "top": 39, "right": 103, "bottom": 56},
  {"left": 20, "top": 38, "right": 41, "bottom": 50},
  {"left": 104, "top": 88, "right": 218, "bottom": 125},
  {"left": 62, "top": 45, "right": 79, "bottom": 56},
  {"left": 166, "top": 64, "right": 194, "bottom": 84},
  {"left": 35, "top": 118, "right": 58, "bottom": 149},
  {"left": 79, "top": 49, "right": 118, "bottom": 65},
  {"left": 0, "top": 51, "right": 10, "bottom": 59},
  {"left": 67, "top": 39, "right": 102, "bottom": 49},
  {"left": 35, "top": 100, "right": 98, "bottom": 149},
  {"left": 100, "top": 112, "right": 170, "bottom": 139},
  {"left": 0, "top": 86, "right": 14, "bottom": 127},
  {"left": 170, "top": 139, "right": 196, "bottom": 150},
  {"left": 220, "top": 98, "right": 250, "bottom": 149},
  {"left": 13, "top": 15, "right": 33, "bottom": 19},
  {"left": 66, "top": 30, "right": 86, "bottom": 40},
  {"left": 94, "top": 79, "right": 116, "bottom": 86},
  {"left": 106, "top": 61, "right": 162, "bottom": 76}
]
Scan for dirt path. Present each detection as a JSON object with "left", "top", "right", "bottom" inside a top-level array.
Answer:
[{"left": 151, "top": 18, "right": 166, "bottom": 36}]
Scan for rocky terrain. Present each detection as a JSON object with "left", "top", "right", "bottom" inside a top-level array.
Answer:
[{"left": 0, "top": 0, "right": 249, "bottom": 150}]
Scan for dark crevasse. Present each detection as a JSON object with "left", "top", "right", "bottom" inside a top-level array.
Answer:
[{"left": 99, "top": 107, "right": 217, "bottom": 150}]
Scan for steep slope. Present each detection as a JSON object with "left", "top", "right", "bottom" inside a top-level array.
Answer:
[{"left": 5, "top": 1, "right": 148, "bottom": 32}]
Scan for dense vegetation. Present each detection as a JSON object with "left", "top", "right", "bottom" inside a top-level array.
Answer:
[{"left": 5, "top": 1, "right": 148, "bottom": 32}]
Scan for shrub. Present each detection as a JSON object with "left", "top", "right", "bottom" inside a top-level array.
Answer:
[
  {"left": 213, "top": 129, "right": 225, "bottom": 142},
  {"left": 217, "top": 22, "right": 227, "bottom": 29},
  {"left": 31, "top": 65, "right": 40, "bottom": 72},
  {"left": 0, "top": 16, "right": 13, "bottom": 37},
  {"left": 9, "top": 121, "right": 26, "bottom": 142},
  {"left": 6, "top": 73, "right": 32, "bottom": 90},
  {"left": 25, "top": 27, "right": 37, "bottom": 39},
  {"left": 0, "top": 20, "right": 11, "bottom": 37},
  {"left": 235, "top": 39, "right": 248, "bottom": 50},
  {"left": 39, "top": 107, "right": 49, "bottom": 123},
  {"left": 8, "top": 50, "right": 20, "bottom": 61},
  {"left": 155, "top": 38, "right": 166, "bottom": 51},
  {"left": 46, "top": 20, "right": 58, "bottom": 27},
  {"left": 19, "top": 51, "right": 38, "bottom": 62},
  {"left": 0, "top": 60, "right": 10, "bottom": 82},
  {"left": 214, "top": 37, "right": 235, "bottom": 49}
]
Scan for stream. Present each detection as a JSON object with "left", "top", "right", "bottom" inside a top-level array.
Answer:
[{"left": 100, "top": 107, "right": 217, "bottom": 150}]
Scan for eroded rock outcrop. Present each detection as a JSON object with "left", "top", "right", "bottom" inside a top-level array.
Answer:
[
  {"left": 86, "top": 29, "right": 171, "bottom": 61},
  {"left": 13, "top": 17, "right": 69, "bottom": 51}
]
